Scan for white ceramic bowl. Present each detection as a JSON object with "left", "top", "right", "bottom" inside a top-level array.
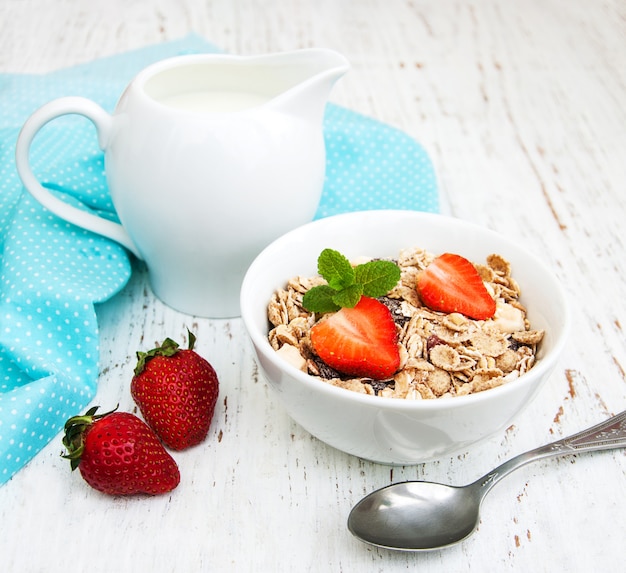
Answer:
[{"left": 240, "top": 210, "right": 570, "bottom": 464}]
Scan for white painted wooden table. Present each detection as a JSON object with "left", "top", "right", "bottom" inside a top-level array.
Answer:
[{"left": 1, "top": 1, "right": 625, "bottom": 571}]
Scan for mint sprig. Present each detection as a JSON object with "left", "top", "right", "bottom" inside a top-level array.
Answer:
[{"left": 302, "top": 248, "right": 401, "bottom": 313}]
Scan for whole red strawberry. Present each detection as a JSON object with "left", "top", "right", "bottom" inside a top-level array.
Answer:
[
  {"left": 62, "top": 406, "right": 180, "bottom": 496},
  {"left": 131, "top": 331, "right": 219, "bottom": 450}
]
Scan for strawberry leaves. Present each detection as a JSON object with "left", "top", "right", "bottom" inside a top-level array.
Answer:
[
  {"left": 62, "top": 405, "right": 119, "bottom": 470},
  {"left": 302, "top": 249, "right": 401, "bottom": 313},
  {"left": 133, "top": 329, "right": 197, "bottom": 376}
]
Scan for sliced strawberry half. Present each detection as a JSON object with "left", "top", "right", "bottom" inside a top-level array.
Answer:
[
  {"left": 309, "top": 296, "right": 400, "bottom": 380},
  {"left": 417, "top": 252, "right": 496, "bottom": 320}
]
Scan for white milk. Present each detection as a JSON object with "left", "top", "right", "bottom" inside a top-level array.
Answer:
[{"left": 159, "top": 91, "right": 268, "bottom": 112}]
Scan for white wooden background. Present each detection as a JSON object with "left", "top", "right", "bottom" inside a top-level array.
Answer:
[{"left": 1, "top": 0, "right": 625, "bottom": 571}]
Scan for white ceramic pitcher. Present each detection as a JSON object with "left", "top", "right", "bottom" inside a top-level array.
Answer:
[{"left": 15, "top": 49, "right": 349, "bottom": 317}]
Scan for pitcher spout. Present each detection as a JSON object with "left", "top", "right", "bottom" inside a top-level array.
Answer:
[{"left": 266, "top": 48, "right": 350, "bottom": 123}]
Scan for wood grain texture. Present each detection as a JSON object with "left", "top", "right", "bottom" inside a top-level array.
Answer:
[{"left": 1, "top": 0, "right": 625, "bottom": 571}]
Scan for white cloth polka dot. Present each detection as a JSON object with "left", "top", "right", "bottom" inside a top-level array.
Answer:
[{"left": 0, "top": 34, "right": 438, "bottom": 486}]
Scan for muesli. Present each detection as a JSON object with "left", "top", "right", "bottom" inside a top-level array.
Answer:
[{"left": 267, "top": 247, "right": 544, "bottom": 399}]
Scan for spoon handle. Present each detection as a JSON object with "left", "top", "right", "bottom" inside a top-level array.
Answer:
[
  {"left": 475, "top": 410, "right": 626, "bottom": 494},
  {"left": 547, "top": 409, "right": 626, "bottom": 452}
]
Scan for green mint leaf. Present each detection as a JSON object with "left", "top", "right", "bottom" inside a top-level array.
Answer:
[
  {"left": 332, "top": 283, "right": 363, "bottom": 309},
  {"left": 302, "top": 285, "right": 341, "bottom": 313},
  {"left": 301, "top": 250, "right": 401, "bottom": 313},
  {"left": 354, "top": 260, "right": 401, "bottom": 298},
  {"left": 317, "top": 248, "right": 355, "bottom": 290}
]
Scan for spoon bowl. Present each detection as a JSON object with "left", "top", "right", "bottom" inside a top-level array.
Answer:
[
  {"left": 349, "top": 481, "right": 481, "bottom": 550},
  {"left": 348, "top": 410, "right": 626, "bottom": 551}
]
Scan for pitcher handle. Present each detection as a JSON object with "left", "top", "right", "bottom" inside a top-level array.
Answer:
[{"left": 14, "top": 97, "right": 141, "bottom": 258}]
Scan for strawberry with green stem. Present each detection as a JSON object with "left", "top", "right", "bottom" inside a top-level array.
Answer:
[
  {"left": 131, "top": 331, "right": 219, "bottom": 450},
  {"left": 62, "top": 406, "right": 180, "bottom": 496}
]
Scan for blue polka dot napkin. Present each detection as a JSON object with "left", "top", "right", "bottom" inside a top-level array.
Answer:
[{"left": 0, "top": 34, "right": 438, "bottom": 485}]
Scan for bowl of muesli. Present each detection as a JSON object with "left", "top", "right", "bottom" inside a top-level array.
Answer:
[{"left": 240, "top": 210, "right": 570, "bottom": 464}]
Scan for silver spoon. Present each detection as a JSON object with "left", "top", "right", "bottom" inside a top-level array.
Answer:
[{"left": 348, "top": 410, "right": 626, "bottom": 551}]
